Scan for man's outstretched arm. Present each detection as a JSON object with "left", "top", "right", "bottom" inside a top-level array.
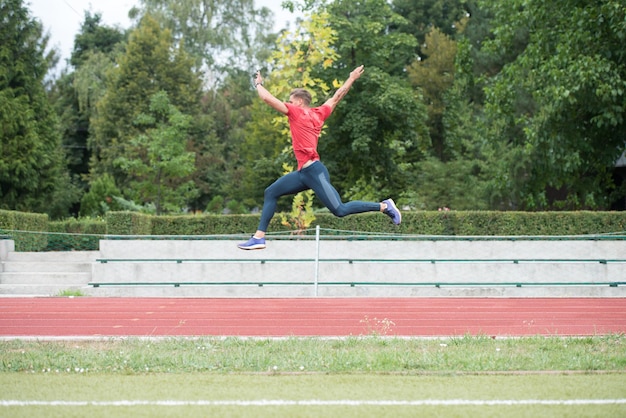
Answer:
[
  {"left": 254, "top": 71, "right": 288, "bottom": 114},
  {"left": 323, "top": 65, "right": 364, "bottom": 112}
]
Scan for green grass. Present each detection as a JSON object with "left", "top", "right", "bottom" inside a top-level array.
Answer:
[
  {"left": 1, "top": 334, "right": 624, "bottom": 374},
  {"left": 1, "top": 373, "right": 625, "bottom": 417},
  {"left": 54, "top": 289, "right": 85, "bottom": 297},
  {"left": 1, "top": 335, "right": 625, "bottom": 417}
]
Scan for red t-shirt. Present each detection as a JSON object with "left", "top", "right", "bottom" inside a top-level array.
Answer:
[{"left": 285, "top": 103, "right": 332, "bottom": 170}]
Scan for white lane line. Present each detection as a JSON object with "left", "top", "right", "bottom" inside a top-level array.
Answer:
[{"left": 2, "top": 399, "right": 626, "bottom": 407}]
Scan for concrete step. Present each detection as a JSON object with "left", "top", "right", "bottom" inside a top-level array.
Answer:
[
  {"left": 0, "top": 284, "right": 90, "bottom": 296},
  {"left": 98, "top": 239, "right": 626, "bottom": 260},
  {"left": 0, "top": 250, "right": 94, "bottom": 296},
  {"left": 0, "top": 272, "right": 91, "bottom": 285},
  {"left": 91, "top": 260, "right": 626, "bottom": 284},
  {"left": 4, "top": 251, "right": 98, "bottom": 263},
  {"left": 1, "top": 261, "right": 92, "bottom": 273},
  {"left": 83, "top": 283, "right": 626, "bottom": 298}
]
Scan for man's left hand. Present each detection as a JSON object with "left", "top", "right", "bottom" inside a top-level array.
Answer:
[{"left": 350, "top": 65, "right": 365, "bottom": 80}]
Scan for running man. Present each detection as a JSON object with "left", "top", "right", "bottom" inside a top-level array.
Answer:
[{"left": 238, "top": 65, "right": 401, "bottom": 250}]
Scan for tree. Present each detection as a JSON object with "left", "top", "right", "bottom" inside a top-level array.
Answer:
[
  {"left": 79, "top": 173, "right": 123, "bottom": 217},
  {"left": 409, "top": 35, "right": 493, "bottom": 210},
  {"left": 480, "top": 0, "right": 626, "bottom": 210},
  {"left": 199, "top": 70, "right": 255, "bottom": 211},
  {"left": 89, "top": 14, "right": 206, "bottom": 211},
  {"left": 407, "top": 25, "right": 460, "bottom": 160},
  {"left": 392, "top": 0, "right": 469, "bottom": 46},
  {"left": 130, "top": 1, "right": 277, "bottom": 212},
  {"left": 49, "top": 13, "right": 126, "bottom": 215},
  {"left": 114, "top": 91, "right": 197, "bottom": 214},
  {"left": 320, "top": 0, "right": 430, "bottom": 202},
  {"left": 70, "top": 12, "right": 126, "bottom": 68},
  {"left": 133, "top": 0, "right": 275, "bottom": 80},
  {"left": 0, "top": 0, "right": 78, "bottom": 217}
]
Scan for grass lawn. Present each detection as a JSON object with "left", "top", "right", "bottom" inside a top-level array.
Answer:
[{"left": 1, "top": 335, "right": 625, "bottom": 417}]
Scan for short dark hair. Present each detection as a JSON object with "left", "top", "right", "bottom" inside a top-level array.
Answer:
[{"left": 290, "top": 88, "right": 312, "bottom": 105}]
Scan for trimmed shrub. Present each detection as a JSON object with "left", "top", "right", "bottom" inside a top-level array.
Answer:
[
  {"left": 47, "top": 218, "right": 107, "bottom": 250},
  {"left": 105, "top": 211, "right": 152, "bottom": 235},
  {"left": 0, "top": 209, "right": 48, "bottom": 251}
]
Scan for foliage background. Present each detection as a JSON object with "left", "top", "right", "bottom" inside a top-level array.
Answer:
[{"left": 1, "top": 0, "right": 625, "bottom": 221}]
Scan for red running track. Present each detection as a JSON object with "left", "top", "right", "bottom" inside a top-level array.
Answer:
[{"left": 1, "top": 298, "right": 625, "bottom": 338}]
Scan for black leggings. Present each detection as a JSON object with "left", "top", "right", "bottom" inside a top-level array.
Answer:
[{"left": 257, "top": 161, "right": 380, "bottom": 232}]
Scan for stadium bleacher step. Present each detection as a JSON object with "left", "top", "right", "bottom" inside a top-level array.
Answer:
[
  {"left": 0, "top": 251, "right": 97, "bottom": 296},
  {"left": 1, "top": 238, "right": 625, "bottom": 298}
]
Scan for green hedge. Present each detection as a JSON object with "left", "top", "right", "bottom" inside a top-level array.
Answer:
[
  {"left": 1, "top": 210, "right": 625, "bottom": 253},
  {"left": 150, "top": 214, "right": 287, "bottom": 236},
  {"left": 312, "top": 210, "right": 626, "bottom": 236},
  {"left": 105, "top": 211, "right": 152, "bottom": 235},
  {"left": 0, "top": 209, "right": 48, "bottom": 251},
  {"left": 102, "top": 210, "right": 626, "bottom": 237},
  {"left": 47, "top": 218, "right": 107, "bottom": 251}
]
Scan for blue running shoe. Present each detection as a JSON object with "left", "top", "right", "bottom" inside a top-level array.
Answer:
[
  {"left": 382, "top": 198, "right": 402, "bottom": 225},
  {"left": 238, "top": 236, "right": 266, "bottom": 250}
]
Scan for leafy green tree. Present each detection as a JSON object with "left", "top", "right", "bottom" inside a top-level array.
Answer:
[
  {"left": 89, "top": 15, "right": 206, "bottom": 211},
  {"left": 200, "top": 71, "right": 254, "bottom": 209},
  {"left": 49, "top": 13, "right": 126, "bottom": 214},
  {"left": 70, "top": 12, "right": 126, "bottom": 68},
  {"left": 402, "top": 16, "right": 497, "bottom": 210},
  {"left": 407, "top": 25, "right": 460, "bottom": 160},
  {"left": 391, "top": 0, "right": 469, "bottom": 46},
  {"left": 225, "top": 199, "right": 248, "bottom": 215},
  {"left": 49, "top": 71, "right": 90, "bottom": 197},
  {"left": 78, "top": 173, "right": 123, "bottom": 217},
  {"left": 133, "top": 0, "right": 275, "bottom": 77},
  {"left": 407, "top": 35, "right": 492, "bottom": 210},
  {"left": 0, "top": 0, "right": 78, "bottom": 217},
  {"left": 320, "top": 0, "right": 430, "bottom": 202},
  {"left": 114, "top": 91, "right": 197, "bottom": 214},
  {"left": 205, "top": 195, "right": 224, "bottom": 213},
  {"left": 481, "top": 0, "right": 626, "bottom": 209},
  {"left": 129, "top": 2, "right": 274, "bottom": 211},
  {"left": 132, "top": 0, "right": 276, "bottom": 210}
]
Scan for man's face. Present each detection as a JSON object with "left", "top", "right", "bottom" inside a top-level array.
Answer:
[{"left": 288, "top": 95, "right": 305, "bottom": 107}]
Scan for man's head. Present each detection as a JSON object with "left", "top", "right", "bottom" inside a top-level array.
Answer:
[{"left": 289, "top": 88, "right": 312, "bottom": 107}]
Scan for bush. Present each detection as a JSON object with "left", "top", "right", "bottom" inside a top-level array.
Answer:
[
  {"left": 47, "top": 218, "right": 107, "bottom": 250},
  {"left": 105, "top": 211, "right": 152, "bottom": 235},
  {"left": 2, "top": 209, "right": 626, "bottom": 253},
  {"left": 150, "top": 214, "right": 286, "bottom": 236},
  {"left": 310, "top": 210, "right": 626, "bottom": 236},
  {"left": 79, "top": 174, "right": 124, "bottom": 217},
  {"left": 0, "top": 209, "right": 48, "bottom": 251}
]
